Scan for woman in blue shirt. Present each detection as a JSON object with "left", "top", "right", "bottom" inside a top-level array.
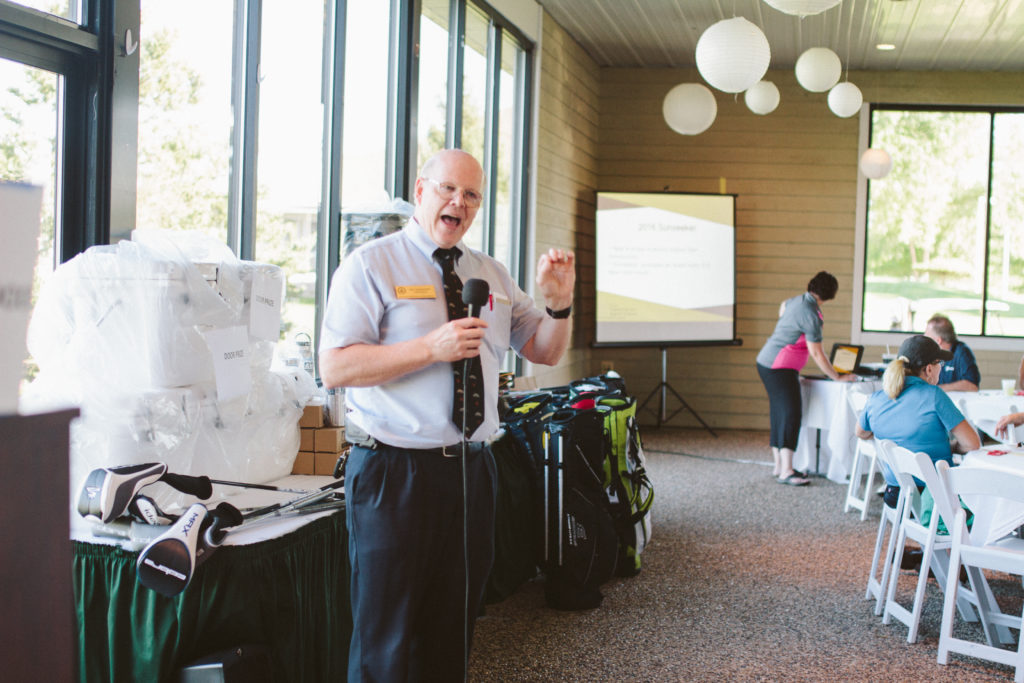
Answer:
[{"left": 855, "top": 335, "right": 979, "bottom": 509}]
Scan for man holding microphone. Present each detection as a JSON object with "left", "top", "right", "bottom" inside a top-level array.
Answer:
[{"left": 320, "top": 148, "right": 575, "bottom": 682}]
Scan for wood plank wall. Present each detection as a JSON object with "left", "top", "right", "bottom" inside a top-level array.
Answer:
[
  {"left": 592, "top": 67, "right": 1024, "bottom": 429},
  {"left": 531, "top": 14, "right": 1024, "bottom": 429},
  {"left": 527, "top": 15, "right": 600, "bottom": 388}
]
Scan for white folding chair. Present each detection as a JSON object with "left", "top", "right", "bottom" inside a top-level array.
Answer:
[
  {"left": 865, "top": 439, "right": 904, "bottom": 616},
  {"left": 878, "top": 441, "right": 986, "bottom": 643},
  {"left": 937, "top": 461, "right": 1024, "bottom": 681},
  {"left": 844, "top": 390, "right": 879, "bottom": 520}
]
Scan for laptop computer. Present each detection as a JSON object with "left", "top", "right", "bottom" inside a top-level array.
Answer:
[
  {"left": 803, "top": 343, "right": 882, "bottom": 380},
  {"left": 831, "top": 343, "right": 885, "bottom": 377},
  {"left": 830, "top": 343, "right": 864, "bottom": 375}
]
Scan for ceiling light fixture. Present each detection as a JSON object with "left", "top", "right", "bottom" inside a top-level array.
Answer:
[
  {"left": 762, "top": 0, "right": 842, "bottom": 17},
  {"left": 860, "top": 148, "right": 893, "bottom": 178},
  {"left": 662, "top": 83, "right": 718, "bottom": 135},
  {"left": 795, "top": 47, "right": 842, "bottom": 92},
  {"left": 745, "top": 80, "right": 781, "bottom": 115},
  {"left": 695, "top": 17, "right": 771, "bottom": 94},
  {"left": 876, "top": 43, "right": 896, "bottom": 51},
  {"left": 828, "top": 82, "right": 863, "bottom": 117}
]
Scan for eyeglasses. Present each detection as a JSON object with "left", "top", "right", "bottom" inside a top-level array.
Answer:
[{"left": 423, "top": 177, "right": 482, "bottom": 208}]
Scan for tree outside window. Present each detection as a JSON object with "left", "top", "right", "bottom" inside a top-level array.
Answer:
[{"left": 863, "top": 108, "right": 1024, "bottom": 338}]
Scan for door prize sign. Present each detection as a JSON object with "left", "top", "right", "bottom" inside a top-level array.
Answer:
[{"left": 202, "top": 325, "right": 252, "bottom": 402}]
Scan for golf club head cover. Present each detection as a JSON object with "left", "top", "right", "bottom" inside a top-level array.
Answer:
[
  {"left": 159, "top": 472, "right": 214, "bottom": 500},
  {"left": 136, "top": 502, "right": 211, "bottom": 597},
  {"left": 128, "top": 494, "right": 176, "bottom": 526},
  {"left": 204, "top": 502, "right": 244, "bottom": 548},
  {"left": 77, "top": 463, "right": 168, "bottom": 524}
]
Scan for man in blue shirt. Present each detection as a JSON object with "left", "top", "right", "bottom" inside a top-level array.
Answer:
[
  {"left": 925, "top": 314, "right": 980, "bottom": 392},
  {"left": 320, "top": 148, "right": 575, "bottom": 682}
]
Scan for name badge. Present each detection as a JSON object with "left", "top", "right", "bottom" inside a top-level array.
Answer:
[
  {"left": 492, "top": 293, "right": 511, "bottom": 306},
  {"left": 396, "top": 285, "right": 436, "bottom": 299}
]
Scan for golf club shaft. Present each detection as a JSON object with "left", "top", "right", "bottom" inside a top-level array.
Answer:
[
  {"left": 208, "top": 479, "right": 313, "bottom": 495},
  {"left": 242, "top": 479, "right": 345, "bottom": 522}
]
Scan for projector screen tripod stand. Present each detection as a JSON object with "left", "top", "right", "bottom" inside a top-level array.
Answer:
[{"left": 637, "top": 347, "right": 717, "bottom": 437}]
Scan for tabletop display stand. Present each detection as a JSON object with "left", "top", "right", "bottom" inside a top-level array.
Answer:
[
  {"left": 638, "top": 347, "right": 717, "bottom": 436},
  {"left": 1, "top": 408, "right": 79, "bottom": 682}
]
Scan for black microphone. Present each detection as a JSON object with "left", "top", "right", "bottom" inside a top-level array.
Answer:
[
  {"left": 462, "top": 278, "right": 489, "bottom": 318},
  {"left": 459, "top": 278, "right": 489, "bottom": 432}
]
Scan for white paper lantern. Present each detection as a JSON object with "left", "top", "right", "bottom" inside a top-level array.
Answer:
[
  {"left": 662, "top": 83, "right": 718, "bottom": 136},
  {"left": 795, "top": 47, "right": 841, "bottom": 92},
  {"left": 696, "top": 17, "right": 771, "bottom": 94},
  {"left": 744, "top": 80, "right": 780, "bottom": 115},
  {"left": 827, "top": 81, "right": 862, "bottom": 117},
  {"left": 763, "top": 0, "right": 842, "bottom": 16},
  {"left": 860, "top": 148, "right": 893, "bottom": 179}
]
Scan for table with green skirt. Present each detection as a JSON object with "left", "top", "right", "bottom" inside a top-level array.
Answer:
[{"left": 72, "top": 432, "right": 537, "bottom": 682}]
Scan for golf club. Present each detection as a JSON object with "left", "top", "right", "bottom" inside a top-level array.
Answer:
[
  {"left": 78, "top": 463, "right": 168, "bottom": 524},
  {"left": 136, "top": 503, "right": 212, "bottom": 597},
  {"left": 128, "top": 494, "right": 176, "bottom": 526}
]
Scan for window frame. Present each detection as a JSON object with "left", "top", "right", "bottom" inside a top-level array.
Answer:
[
  {"left": 853, "top": 102, "right": 1024, "bottom": 352},
  {"left": 0, "top": 0, "right": 113, "bottom": 261}
]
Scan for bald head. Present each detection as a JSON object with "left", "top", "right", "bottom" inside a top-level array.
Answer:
[
  {"left": 419, "top": 149, "right": 484, "bottom": 188},
  {"left": 414, "top": 149, "right": 485, "bottom": 249}
]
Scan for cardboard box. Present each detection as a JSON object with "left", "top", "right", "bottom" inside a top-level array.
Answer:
[
  {"left": 314, "top": 451, "right": 341, "bottom": 476},
  {"left": 314, "top": 426, "right": 346, "bottom": 453},
  {"left": 292, "top": 451, "right": 315, "bottom": 475},
  {"left": 300, "top": 428, "right": 315, "bottom": 452},
  {"left": 299, "top": 404, "right": 325, "bottom": 428}
]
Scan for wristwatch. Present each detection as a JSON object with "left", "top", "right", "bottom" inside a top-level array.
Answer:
[{"left": 545, "top": 305, "right": 572, "bottom": 319}]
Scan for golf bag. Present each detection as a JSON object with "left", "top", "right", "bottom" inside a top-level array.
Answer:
[
  {"left": 596, "top": 395, "right": 653, "bottom": 577},
  {"left": 540, "top": 408, "right": 619, "bottom": 610},
  {"left": 502, "top": 391, "right": 558, "bottom": 473},
  {"left": 500, "top": 372, "right": 653, "bottom": 608},
  {"left": 569, "top": 373, "right": 627, "bottom": 399}
]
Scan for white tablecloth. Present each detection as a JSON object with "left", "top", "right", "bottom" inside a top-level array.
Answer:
[
  {"left": 793, "top": 377, "right": 881, "bottom": 483},
  {"left": 959, "top": 447, "right": 1024, "bottom": 545},
  {"left": 74, "top": 474, "right": 343, "bottom": 549},
  {"left": 947, "top": 390, "right": 1022, "bottom": 444}
]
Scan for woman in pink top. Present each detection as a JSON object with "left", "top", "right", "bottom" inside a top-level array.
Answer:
[{"left": 755, "top": 272, "right": 854, "bottom": 485}]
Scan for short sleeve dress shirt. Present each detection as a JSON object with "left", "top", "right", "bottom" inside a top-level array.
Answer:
[
  {"left": 755, "top": 292, "right": 824, "bottom": 370},
  {"left": 319, "top": 218, "right": 545, "bottom": 448},
  {"left": 859, "top": 375, "right": 966, "bottom": 485}
]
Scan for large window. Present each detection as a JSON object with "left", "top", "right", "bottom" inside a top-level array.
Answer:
[
  {"left": 253, "top": 0, "right": 325, "bottom": 343},
  {"left": 0, "top": 57, "right": 58, "bottom": 385},
  {"left": 2, "top": 0, "right": 535, "bottom": 375},
  {"left": 860, "top": 106, "right": 1024, "bottom": 344},
  {"left": 340, "top": 1, "right": 389, "bottom": 204},
  {"left": 417, "top": 0, "right": 449, "bottom": 170},
  {"left": 136, "top": 0, "right": 233, "bottom": 244},
  {"left": 0, "top": 57, "right": 58, "bottom": 284},
  {"left": 7, "top": 0, "right": 77, "bottom": 22},
  {"left": 0, "top": 1, "right": 105, "bottom": 385}
]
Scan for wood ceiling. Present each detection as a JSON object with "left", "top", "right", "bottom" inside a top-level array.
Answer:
[{"left": 535, "top": 0, "right": 1024, "bottom": 71}]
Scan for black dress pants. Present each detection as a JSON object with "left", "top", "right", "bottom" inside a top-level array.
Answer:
[{"left": 345, "top": 442, "right": 496, "bottom": 683}]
